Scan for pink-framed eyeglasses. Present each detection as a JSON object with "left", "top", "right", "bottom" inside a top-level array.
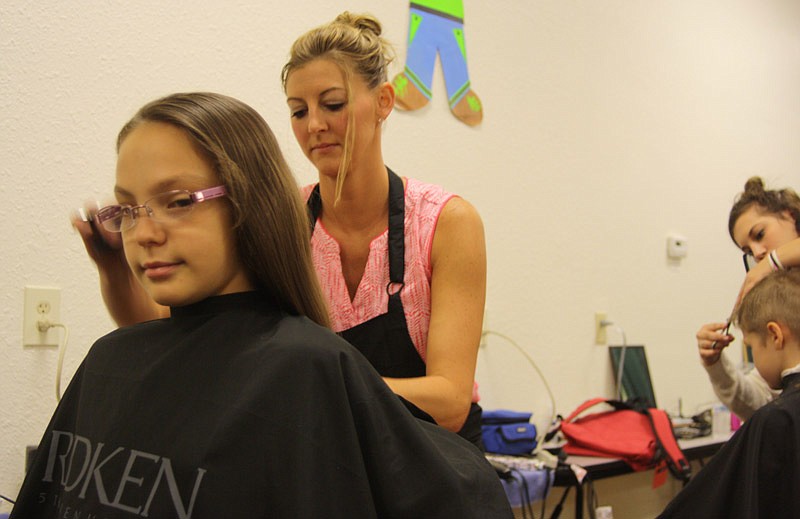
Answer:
[{"left": 95, "top": 185, "right": 227, "bottom": 232}]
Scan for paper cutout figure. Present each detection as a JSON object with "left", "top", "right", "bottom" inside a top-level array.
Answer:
[{"left": 392, "top": 1, "right": 483, "bottom": 126}]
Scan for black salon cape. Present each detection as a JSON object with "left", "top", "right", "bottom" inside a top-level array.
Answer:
[
  {"left": 659, "top": 372, "right": 800, "bottom": 519},
  {"left": 11, "top": 291, "right": 511, "bottom": 519}
]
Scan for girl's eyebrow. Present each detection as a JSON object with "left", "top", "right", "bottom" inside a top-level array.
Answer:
[
  {"left": 113, "top": 175, "right": 207, "bottom": 199},
  {"left": 113, "top": 185, "right": 133, "bottom": 198}
]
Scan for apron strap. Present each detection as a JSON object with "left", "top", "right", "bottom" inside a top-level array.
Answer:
[
  {"left": 386, "top": 168, "right": 405, "bottom": 285},
  {"left": 306, "top": 184, "right": 322, "bottom": 235}
]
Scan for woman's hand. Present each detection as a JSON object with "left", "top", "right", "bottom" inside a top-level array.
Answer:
[
  {"left": 71, "top": 204, "right": 167, "bottom": 326},
  {"left": 72, "top": 204, "right": 125, "bottom": 270},
  {"left": 696, "top": 321, "right": 733, "bottom": 366}
]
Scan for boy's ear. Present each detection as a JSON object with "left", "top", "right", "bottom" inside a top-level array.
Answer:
[{"left": 766, "top": 321, "right": 785, "bottom": 350}]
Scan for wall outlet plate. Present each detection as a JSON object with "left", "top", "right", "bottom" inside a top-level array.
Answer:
[
  {"left": 595, "top": 312, "right": 608, "bottom": 344},
  {"left": 23, "top": 285, "right": 61, "bottom": 347}
]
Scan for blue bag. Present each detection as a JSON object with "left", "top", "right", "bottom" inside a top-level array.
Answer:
[{"left": 481, "top": 410, "right": 537, "bottom": 455}]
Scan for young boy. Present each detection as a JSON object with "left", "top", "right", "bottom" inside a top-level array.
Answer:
[{"left": 660, "top": 269, "right": 800, "bottom": 518}]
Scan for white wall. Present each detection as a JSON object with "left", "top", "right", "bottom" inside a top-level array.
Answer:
[{"left": 2, "top": 1, "right": 799, "bottom": 514}]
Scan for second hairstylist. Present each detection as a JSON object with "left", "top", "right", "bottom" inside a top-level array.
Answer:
[{"left": 696, "top": 177, "right": 800, "bottom": 420}]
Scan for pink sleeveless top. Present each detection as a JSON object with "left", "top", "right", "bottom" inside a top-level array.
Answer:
[{"left": 301, "top": 178, "right": 455, "bottom": 361}]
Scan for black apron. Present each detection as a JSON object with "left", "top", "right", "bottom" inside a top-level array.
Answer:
[{"left": 307, "top": 168, "right": 483, "bottom": 448}]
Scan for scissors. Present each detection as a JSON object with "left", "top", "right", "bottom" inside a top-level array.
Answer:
[{"left": 710, "top": 307, "right": 736, "bottom": 350}]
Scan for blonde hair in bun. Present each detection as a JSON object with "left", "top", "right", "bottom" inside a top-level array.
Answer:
[{"left": 281, "top": 12, "right": 395, "bottom": 204}]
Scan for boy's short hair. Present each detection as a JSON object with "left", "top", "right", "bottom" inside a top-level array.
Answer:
[{"left": 736, "top": 269, "right": 800, "bottom": 338}]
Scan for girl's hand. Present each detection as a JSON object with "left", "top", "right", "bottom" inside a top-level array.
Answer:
[{"left": 735, "top": 257, "right": 773, "bottom": 308}]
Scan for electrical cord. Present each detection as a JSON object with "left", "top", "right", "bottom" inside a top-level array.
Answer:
[
  {"left": 598, "top": 320, "right": 628, "bottom": 401},
  {"left": 36, "top": 320, "right": 70, "bottom": 402},
  {"left": 510, "top": 468, "right": 534, "bottom": 519},
  {"left": 539, "top": 467, "right": 552, "bottom": 519},
  {"left": 480, "top": 330, "right": 558, "bottom": 454}
]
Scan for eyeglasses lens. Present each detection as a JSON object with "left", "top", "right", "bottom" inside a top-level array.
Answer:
[
  {"left": 96, "top": 205, "right": 126, "bottom": 232},
  {"left": 96, "top": 191, "right": 195, "bottom": 232}
]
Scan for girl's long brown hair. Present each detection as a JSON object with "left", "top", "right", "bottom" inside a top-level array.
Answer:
[{"left": 118, "top": 92, "right": 330, "bottom": 327}]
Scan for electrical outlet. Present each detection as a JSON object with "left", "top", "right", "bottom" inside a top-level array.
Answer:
[
  {"left": 595, "top": 312, "right": 608, "bottom": 345},
  {"left": 23, "top": 286, "right": 61, "bottom": 347}
]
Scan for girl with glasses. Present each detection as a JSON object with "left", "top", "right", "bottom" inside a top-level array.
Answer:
[
  {"left": 17, "top": 92, "right": 510, "bottom": 518},
  {"left": 696, "top": 177, "right": 800, "bottom": 420}
]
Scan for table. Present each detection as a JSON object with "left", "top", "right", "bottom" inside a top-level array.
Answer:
[{"left": 553, "top": 433, "right": 731, "bottom": 518}]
